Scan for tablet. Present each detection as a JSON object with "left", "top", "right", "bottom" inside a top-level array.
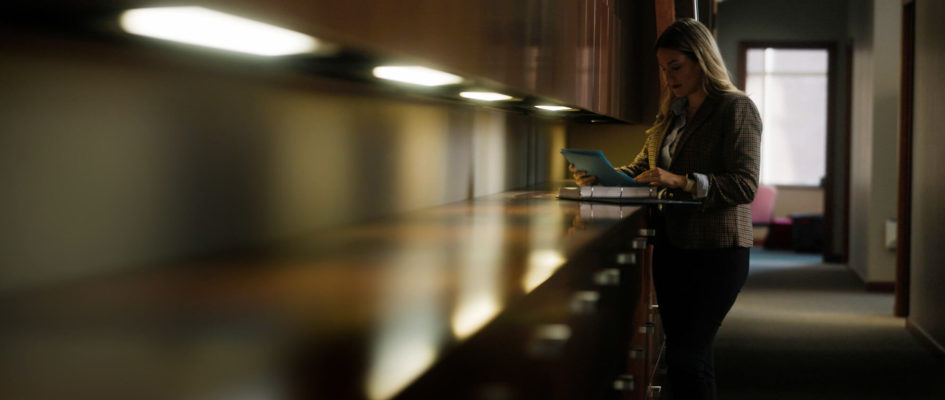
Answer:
[{"left": 560, "top": 148, "right": 644, "bottom": 187}]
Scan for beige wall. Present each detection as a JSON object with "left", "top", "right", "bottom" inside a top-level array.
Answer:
[
  {"left": 909, "top": 0, "right": 945, "bottom": 357},
  {"left": 0, "top": 32, "right": 564, "bottom": 292},
  {"left": 867, "top": 0, "right": 901, "bottom": 283},
  {"left": 848, "top": 0, "right": 874, "bottom": 279},
  {"left": 771, "top": 187, "right": 824, "bottom": 219},
  {"left": 848, "top": 0, "right": 900, "bottom": 284},
  {"left": 565, "top": 122, "right": 650, "bottom": 171}
]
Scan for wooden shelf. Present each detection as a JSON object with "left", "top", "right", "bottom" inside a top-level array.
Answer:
[{"left": 0, "top": 186, "right": 666, "bottom": 399}]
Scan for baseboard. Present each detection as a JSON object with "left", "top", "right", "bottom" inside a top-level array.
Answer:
[
  {"left": 865, "top": 281, "right": 895, "bottom": 292},
  {"left": 906, "top": 319, "right": 945, "bottom": 365}
]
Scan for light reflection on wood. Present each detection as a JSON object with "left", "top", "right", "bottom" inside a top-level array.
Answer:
[{"left": 0, "top": 188, "right": 644, "bottom": 399}]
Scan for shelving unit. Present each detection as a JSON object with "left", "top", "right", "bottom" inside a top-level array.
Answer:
[{"left": 0, "top": 186, "right": 669, "bottom": 399}]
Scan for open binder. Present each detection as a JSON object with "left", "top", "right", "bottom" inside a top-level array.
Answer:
[{"left": 558, "top": 185, "right": 658, "bottom": 201}]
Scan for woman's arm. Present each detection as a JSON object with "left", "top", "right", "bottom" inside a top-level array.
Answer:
[{"left": 702, "top": 96, "right": 762, "bottom": 208}]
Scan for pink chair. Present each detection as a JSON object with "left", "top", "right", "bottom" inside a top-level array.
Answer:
[
  {"left": 751, "top": 184, "right": 793, "bottom": 249},
  {"left": 751, "top": 184, "right": 777, "bottom": 226}
]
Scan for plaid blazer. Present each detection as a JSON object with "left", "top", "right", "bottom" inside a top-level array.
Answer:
[{"left": 617, "top": 93, "right": 762, "bottom": 248}]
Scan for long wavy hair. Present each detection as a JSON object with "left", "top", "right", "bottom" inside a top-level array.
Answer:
[{"left": 646, "top": 18, "right": 742, "bottom": 137}]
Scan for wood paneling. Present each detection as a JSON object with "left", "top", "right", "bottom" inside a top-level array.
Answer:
[
  {"left": 203, "top": 0, "right": 633, "bottom": 118},
  {"left": 18, "top": 0, "right": 650, "bottom": 120}
]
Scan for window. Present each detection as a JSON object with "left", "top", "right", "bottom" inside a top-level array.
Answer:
[{"left": 745, "top": 48, "right": 828, "bottom": 186}]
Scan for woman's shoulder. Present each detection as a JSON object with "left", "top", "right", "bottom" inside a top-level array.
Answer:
[
  {"left": 714, "top": 92, "right": 760, "bottom": 115},
  {"left": 716, "top": 92, "right": 754, "bottom": 106}
]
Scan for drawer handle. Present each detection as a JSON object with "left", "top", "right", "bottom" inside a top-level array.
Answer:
[
  {"left": 615, "top": 252, "right": 637, "bottom": 265},
  {"left": 613, "top": 374, "right": 635, "bottom": 391},
  {"left": 638, "top": 323, "right": 655, "bottom": 334},
  {"left": 594, "top": 268, "right": 621, "bottom": 286},
  {"left": 649, "top": 385, "right": 663, "bottom": 398},
  {"left": 570, "top": 291, "right": 600, "bottom": 314},
  {"left": 527, "top": 324, "right": 571, "bottom": 359}
]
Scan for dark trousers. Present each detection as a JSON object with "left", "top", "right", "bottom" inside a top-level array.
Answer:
[{"left": 652, "top": 230, "right": 749, "bottom": 400}]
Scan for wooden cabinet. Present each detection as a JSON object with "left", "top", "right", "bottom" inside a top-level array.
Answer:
[
  {"left": 86, "top": 0, "right": 659, "bottom": 121},
  {"left": 0, "top": 187, "right": 667, "bottom": 399},
  {"left": 14, "top": 1, "right": 664, "bottom": 120},
  {"left": 243, "top": 0, "right": 634, "bottom": 119}
]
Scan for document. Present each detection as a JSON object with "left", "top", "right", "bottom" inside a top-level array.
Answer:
[{"left": 560, "top": 148, "right": 645, "bottom": 187}]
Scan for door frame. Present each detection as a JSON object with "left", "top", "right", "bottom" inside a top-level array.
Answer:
[
  {"left": 737, "top": 41, "right": 845, "bottom": 262},
  {"left": 895, "top": 0, "right": 915, "bottom": 317}
]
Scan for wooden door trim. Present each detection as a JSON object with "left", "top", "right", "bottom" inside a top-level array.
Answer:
[{"left": 895, "top": 0, "right": 915, "bottom": 318}]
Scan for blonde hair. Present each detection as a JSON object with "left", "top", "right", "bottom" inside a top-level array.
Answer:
[{"left": 646, "top": 18, "right": 742, "bottom": 136}]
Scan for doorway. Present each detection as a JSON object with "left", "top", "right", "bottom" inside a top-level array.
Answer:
[{"left": 737, "top": 42, "right": 844, "bottom": 262}]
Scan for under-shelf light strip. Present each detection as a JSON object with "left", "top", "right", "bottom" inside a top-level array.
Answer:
[
  {"left": 535, "top": 105, "right": 576, "bottom": 111},
  {"left": 120, "top": 8, "right": 581, "bottom": 115},
  {"left": 372, "top": 66, "right": 463, "bottom": 87},
  {"left": 459, "top": 91, "right": 513, "bottom": 101},
  {"left": 120, "top": 6, "right": 320, "bottom": 56}
]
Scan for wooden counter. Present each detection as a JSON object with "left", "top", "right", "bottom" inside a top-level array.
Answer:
[{"left": 0, "top": 188, "right": 663, "bottom": 400}]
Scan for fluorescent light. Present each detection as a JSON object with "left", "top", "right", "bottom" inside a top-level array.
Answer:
[
  {"left": 372, "top": 66, "right": 463, "bottom": 86},
  {"left": 459, "top": 91, "right": 513, "bottom": 101},
  {"left": 535, "top": 105, "right": 576, "bottom": 111},
  {"left": 120, "top": 7, "right": 319, "bottom": 56}
]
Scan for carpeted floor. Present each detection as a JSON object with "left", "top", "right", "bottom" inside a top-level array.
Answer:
[{"left": 711, "top": 249, "right": 945, "bottom": 399}]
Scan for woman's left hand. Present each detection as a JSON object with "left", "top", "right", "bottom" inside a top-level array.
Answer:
[{"left": 634, "top": 168, "right": 687, "bottom": 189}]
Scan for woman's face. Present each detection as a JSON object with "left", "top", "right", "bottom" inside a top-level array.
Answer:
[{"left": 657, "top": 48, "right": 705, "bottom": 99}]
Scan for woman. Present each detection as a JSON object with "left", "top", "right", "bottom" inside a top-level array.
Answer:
[{"left": 572, "top": 18, "right": 761, "bottom": 399}]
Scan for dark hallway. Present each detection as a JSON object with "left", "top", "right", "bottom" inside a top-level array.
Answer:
[{"left": 715, "top": 250, "right": 945, "bottom": 399}]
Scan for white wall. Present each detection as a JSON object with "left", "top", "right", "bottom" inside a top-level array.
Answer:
[{"left": 847, "top": 0, "right": 900, "bottom": 284}]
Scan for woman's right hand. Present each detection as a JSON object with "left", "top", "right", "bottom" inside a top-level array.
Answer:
[{"left": 569, "top": 164, "right": 597, "bottom": 186}]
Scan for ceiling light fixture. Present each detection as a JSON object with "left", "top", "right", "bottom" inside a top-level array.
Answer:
[
  {"left": 459, "top": 91, "right": 513, "bottom": 101},
  {"left": 372, "top": 66, "right": 463, "bottom": 87},
  {"left": 535, "top": 105, "right": 576, "bottom": 111},
  {"left": 120, "top": 7, "right": 320, "bottom": 56}
]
